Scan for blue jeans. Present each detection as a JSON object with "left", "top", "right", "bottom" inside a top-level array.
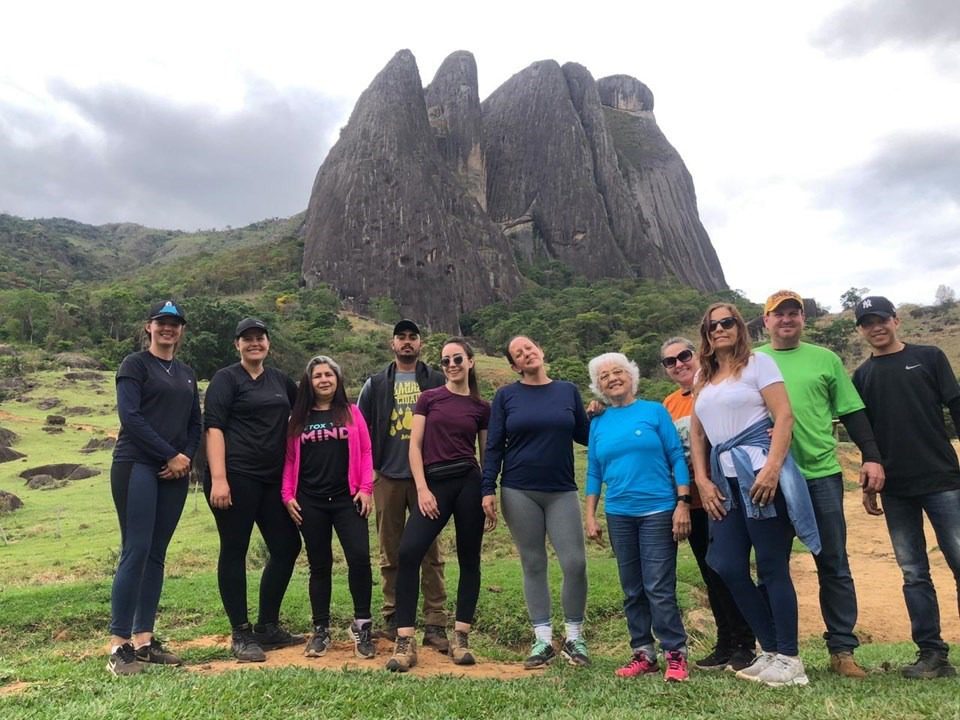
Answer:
[
  {"left": 807, "top": 474, "right": 859, "bottom": 653},
  {"left": 883, "top": 489, "right": 960, "bottom": 652},
  {"left": 607, "top": 511, "right": 687, "bottom": 653},
  {"left": 707, "top": 476, "right": 799, "bottom": 656},
  {"left": 110, "top": 462, "right": 188, "bottom": 637}
]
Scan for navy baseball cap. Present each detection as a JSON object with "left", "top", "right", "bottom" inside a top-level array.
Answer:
[
  {"left": 148, "top": 300, "right": 186, "bottom": 324},
  {"left": 854, "top": 296, "right": 896, "bottom": 325}
]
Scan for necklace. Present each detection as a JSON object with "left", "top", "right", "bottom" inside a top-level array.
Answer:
[{"left": 155, "top": 357, "right": 175, "bottom": 376}]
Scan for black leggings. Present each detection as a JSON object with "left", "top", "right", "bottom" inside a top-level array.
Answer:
[
  {"left": 204, "top": 472, "right": 302, "bottom": 628},
  {"left": 395, "top": 467, "right": 484, "bottom": 628},
  {"left": 297, "top": 493, "right": 372, "bottom": 626}
]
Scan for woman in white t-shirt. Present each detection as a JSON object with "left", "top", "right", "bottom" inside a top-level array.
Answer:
[{"left": 689, "top": 302, "right": 808, "bottom": 688}]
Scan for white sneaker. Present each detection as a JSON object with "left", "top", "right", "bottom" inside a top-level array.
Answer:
[
  {"left": 734, "top": 651, "right": 777, "bottom": 682},
  {"left": 757, "top": 654, "right": 810, "bottom": 687}
]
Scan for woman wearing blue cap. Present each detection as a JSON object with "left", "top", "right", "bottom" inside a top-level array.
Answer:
[
  {"left": 204, "top": 317, "right": 303, "bottom": 662},
  {"left": 107, "top": 300, "right": 201, "bottom": 676}
]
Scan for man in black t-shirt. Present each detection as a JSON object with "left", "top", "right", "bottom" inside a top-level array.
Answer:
[
  {"left": 853, "top": 296, "right": 960, "bottom": 679},
  {"left": 357, "top": 320, "right": 448, "bottom": 650}
]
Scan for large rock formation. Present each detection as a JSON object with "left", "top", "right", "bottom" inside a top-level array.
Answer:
[
  {"left": 301, "top": 50, "right": 521, "bottom": 331},
  {"left": 301, "top": 50, "right": 726, "bottom": 330}
]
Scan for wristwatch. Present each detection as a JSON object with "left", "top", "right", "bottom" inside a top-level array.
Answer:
[{"left": 677, "top": 494, "right": 692, "bottom": 504}]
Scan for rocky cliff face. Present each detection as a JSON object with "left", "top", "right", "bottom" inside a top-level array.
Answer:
[
  {"left": 301, "top": 50, "right": 726, "bottom": 330},
  {"left": 300, "top": 50, "right": 521, "bottom": 331}
]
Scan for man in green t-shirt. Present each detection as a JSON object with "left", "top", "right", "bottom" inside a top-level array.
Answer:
[{"left": 756, "top": 290, "right": 885, "bottom": 678}]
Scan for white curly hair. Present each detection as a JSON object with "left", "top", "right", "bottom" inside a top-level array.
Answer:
[{"left": 587, "top": 352, "right": 640, "bottom": 402}]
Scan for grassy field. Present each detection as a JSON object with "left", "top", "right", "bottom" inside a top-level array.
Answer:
[{"left": 1, "top": 366, "right": 959, "bottom": 719}]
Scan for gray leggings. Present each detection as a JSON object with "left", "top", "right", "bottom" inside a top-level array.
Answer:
[{"left": 501, "top": 487, "right": 587, "bottom": 625}]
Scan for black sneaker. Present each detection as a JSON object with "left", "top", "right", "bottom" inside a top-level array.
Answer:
[
  {"left": 232, "top": 624, "right": 267, "bottom": 663},
  {"left": 523, "top": 640, "right": 556, "bottom": 669},
  {"left": 901, "top": 649, "right": 957, "bottom": 679},
  {"left": 305, "top": 626, "right": 332, "bottom": 658},
  {"left": 560, "top": 638, "right": 590, "bottom": 667},
  {"left": 725, "top": 647, "right": 757, "bottom": 672},
  {"left": 350, "top": 622, "right": 376, "bottom": 659},
  {"left": 253, "top": 622, "right": 306, "bottom": 650},
  {"left": 107, "top": 642, "right": 143, "bottom": 676},
  {"left": 695, "top": 646, "right": 732, "bottom": 670},
  {"left": 134, "top": 638, "right": 182, "bottom": 666},
  {"left": 374, "top": 615, "right": 397, "bottom": 641},
  {"left": 423, "top": 624, "right": 450, "bottom": 653}
]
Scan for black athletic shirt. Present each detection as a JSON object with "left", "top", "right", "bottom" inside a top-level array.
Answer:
[
  {"left": 203, "top": 363, "right": 297, "bottom": 483},
  {"left": 853, "top": 344, "right": 960, "bottom": 496},
  {"left": 297, "top": 409, "right": 350, "bottom": 498},
  {"left": 113, "top": 351, "right": 202, "bottom": 466}
]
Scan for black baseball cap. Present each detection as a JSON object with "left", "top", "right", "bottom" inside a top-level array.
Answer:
[
  {"left": 392, "top": 319, "right": 421, "bottom": 336},
  {"left": 854, "top": 296, "right": 896, "bottom": 325},
  {"left": 148, "top": 300, "right": 187, "bottom": 324},
  {"left": 235, "top": 317, "right": 269, "bottom": 338}
]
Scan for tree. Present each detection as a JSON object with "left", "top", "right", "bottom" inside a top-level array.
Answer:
[
  {"left": 840, "top": 287, "right": 869, "bottom": 311},
  {"left": 935, "top": 284, "right": 956, "bottom": 308}
]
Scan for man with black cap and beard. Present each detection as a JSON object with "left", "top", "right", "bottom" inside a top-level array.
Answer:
[{"left": 358, "top": 320, "right": 449, "bottom": 651}]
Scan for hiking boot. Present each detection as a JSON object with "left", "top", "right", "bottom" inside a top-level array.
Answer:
[
  {"left": 422, "top": 624, "right": 449, "bottom": 653},
  {"left": 253, "top": 622, "right": 305, "bottom": 650},
  {"left": 664, "top": 650, "right": 689, "bottom": 682},
  {"left": 694, "top": 646, "right": 732, "bottom": 670},
  {"left": 374, "top": 615, "right": 397, "bottom": 641},
  {"left": 385, "top": 635, "right": 418, "bottom": 672},
  {"left": 450, "top": 630, "right": 475, "bottom": 666},
  {"left": 231, "top": 624, "right": 267, "bottom": 663},
  {"left": 757, "top": 654, "right": 809, "bottom": 687},
  {"left": 523, "top": 640, "right": 556, "bottom": 669},
  {"left": 305, "top": 626, "right": 332, "bottom": 658},
  {"left": 725, "top": 647, "right": 757, "bottom": 672},
  {"left": 350, "top": 622, "right": 376, "bottom": 659},
  {"left": 106, "top": 642, "right": 143, "bottom": 676},
  {"left": 560, "top": 638, "right": 590, "bottom": 667},
  {"left": 901, "top": 648, "right": 957, "bottom": 679},
  {"left": 134, "top": 638, "right": 182, "bottom": 666},
  {"left": 734, "top": 651, "right": 777, "bottom": 682},
  {"left": 830, "top": 651, "right": 867, "bottom": 679},
  {"left": 615, "top": 650, "right": 658, "bottom": 678}
]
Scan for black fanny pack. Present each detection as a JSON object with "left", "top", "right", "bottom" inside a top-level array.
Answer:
[{"left": 424, "top": 459, "right": 477, "bottom": 482}]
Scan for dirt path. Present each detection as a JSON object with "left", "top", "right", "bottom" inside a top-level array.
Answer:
[{"left": 792, "top": 484, "right": 960, "bottom": 643}]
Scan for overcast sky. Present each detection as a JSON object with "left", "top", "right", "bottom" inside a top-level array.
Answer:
[{"left": 2, "top": 0, "right": 958, "bottom": 309}]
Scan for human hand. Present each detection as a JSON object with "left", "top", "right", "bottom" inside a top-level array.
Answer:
[
  {"left": 164, "top": 453, "right": 191, "bottom": 478},
  {"left": 698, "top": 480, "right": 727, "bottom": 521},
  {"left": 285, "top": 498, "right": 303, "bottom": 525},
  {"left": 209, "top": 478, "right": 232, "bottom": 510},
  {"left": 482, "top": 495, "right": 498, "bottom": 532},
  {"left": 418, "top": 487, "right": 439, "bottom": 519},
  {"left": 859, "top": 462, "right": 885, "bottom": 493},
  {"left": 672, "top": 503, "right": 691, "bottom": 541},
  {"left": 353, "top": 491, "right": 372, "bottom": 518},
  {"left": 585, "top": 515, "right": 604, "bottom": 547},
  {"left": 749, "top": 465, "right": 779, "bottom": 507},
  {"left": 586, "top": 400, "right": 606, "bottom": 418}
]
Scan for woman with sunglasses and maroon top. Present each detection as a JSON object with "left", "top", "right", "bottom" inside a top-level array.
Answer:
[
  {"left": 386, "top": 338, "right": 491, "bottom": 672},
  {"left": 660, "top": 336, "right": 755, "bottom": 672}
]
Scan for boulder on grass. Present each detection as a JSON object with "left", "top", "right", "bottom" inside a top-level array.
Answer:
[
  {"left": 0, "top": 490, "right": 23, "bottom": 513},
  {"left": 0, "top": 447, "right": 26, "bottom": 463},
  {"left": 45, "top": 415, "right": 66, "bottom": 426},
  {"left": 21, "top": 464, "right": 100, "bottom": 481}
]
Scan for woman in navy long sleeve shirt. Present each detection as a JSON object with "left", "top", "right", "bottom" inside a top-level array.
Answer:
[{"left": 482, "top": 336, "right": 591, "bottom": 668}]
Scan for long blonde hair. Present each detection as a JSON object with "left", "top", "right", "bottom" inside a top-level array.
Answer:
[{"left": 695, "top": 303, "right": 751, "bottom": 390}]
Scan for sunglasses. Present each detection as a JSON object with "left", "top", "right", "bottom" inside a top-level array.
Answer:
[
  {"left": 708, "top": 317, "right": 737, "bottom": 332},
  {"left": 440, "top": 354, "right": 466, "bottom": 367},
  {"left": 660, "top": 349, "right": 694, "bottom": 368}
]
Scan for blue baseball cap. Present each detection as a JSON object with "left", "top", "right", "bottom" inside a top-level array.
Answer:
[{"left": 148, "top": 300, "right": 187, "bottom": 324}]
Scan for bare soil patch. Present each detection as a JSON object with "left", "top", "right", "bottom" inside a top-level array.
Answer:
[
  {"left": 0, "top": 681, "right": 33, "bottom": 697},
  {"left": 183, "top": 636, "right": 531, "bottom": 679}
]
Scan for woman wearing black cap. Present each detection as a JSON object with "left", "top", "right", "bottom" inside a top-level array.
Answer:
[
  {"left": 107, "top": 300, "right": 201, "bottom": 676},
  {"left": 203, "top": 317, "right": 303, "bottom": 662}
]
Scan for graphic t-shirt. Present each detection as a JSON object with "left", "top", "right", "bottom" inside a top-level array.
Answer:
[
  {"left": 297, "top": 409, "right": 350, "bottom": 498},
  {"left": 377, "top": 371, "right": 420, "bottom": 478}
]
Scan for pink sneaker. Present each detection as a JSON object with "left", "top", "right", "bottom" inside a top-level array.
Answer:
[
  {"left": 664, "top": 650, "right": 689, "bottom": 682},
  {"left": 615, "top": 651, "right": 658, "bottom": 678}
]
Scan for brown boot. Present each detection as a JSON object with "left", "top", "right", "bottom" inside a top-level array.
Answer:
[
  {"left": 450, "top": 630, "right": 475, "bottom": 666},
  {"left": 423, "top": 624, "right": 450, "bottom": 653},
  {"left": 385, "top": 635, "right": 418, "bottom": 672},
  {"left": 830, "top": 651, "right": 867, "bottom": 678}
]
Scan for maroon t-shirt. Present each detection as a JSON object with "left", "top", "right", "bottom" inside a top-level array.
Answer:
[{"left": 414, "top": 386, "right": 490, "bottom": 467}]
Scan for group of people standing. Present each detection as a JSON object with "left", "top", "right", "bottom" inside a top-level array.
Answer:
[{"left": 105, "top": 292, "right": 960, "bottom": 688}]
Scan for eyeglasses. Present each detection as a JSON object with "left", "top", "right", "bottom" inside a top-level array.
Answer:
[
  {"left": 440, "top": 354, "right": 465, "bottom": 367},
  {"left": 598, "top": 368, "right": 627, "bottom": 384},
  {"left": 708, "top": 317, "right": 737, "bottom": 332},
  {"left": 660, "top": 349, "right": 694, "bottom": 368}
]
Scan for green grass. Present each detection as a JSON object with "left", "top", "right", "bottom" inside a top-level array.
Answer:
[{"left": 3, "top": 366, "right": 960, "bottom": 719}]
